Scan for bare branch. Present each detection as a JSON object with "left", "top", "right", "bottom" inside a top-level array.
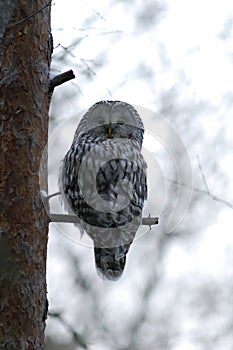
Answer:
[
  {"left": 49, "top": 70, "right": 75, "bottom": 91},
  {"left": 46, "top": 191, "right": 61, "bottom": 200}
]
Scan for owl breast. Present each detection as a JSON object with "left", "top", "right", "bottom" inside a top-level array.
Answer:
[{"left": 62, "top": 131, "right": 147, "bottom": 236}]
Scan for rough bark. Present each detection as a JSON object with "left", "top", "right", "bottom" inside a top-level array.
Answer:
[{"left": 0, "top": 1, "right": 52, "bottom": 349}]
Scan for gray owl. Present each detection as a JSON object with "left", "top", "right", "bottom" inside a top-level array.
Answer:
[{"left": 60, "top": 101, "right": 147, "bottom": 280}]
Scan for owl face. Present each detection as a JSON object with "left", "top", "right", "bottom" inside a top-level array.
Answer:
[
  {"left": 89, "top": 122, "right": 144, "bottom": 145},
  {"left": 74, "top": 101, "right": 144, "bottom": 144}
]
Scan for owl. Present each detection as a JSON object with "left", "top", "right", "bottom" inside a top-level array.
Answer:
[{"left": 60, "top": 101, "right": 147, "bottom": 280}]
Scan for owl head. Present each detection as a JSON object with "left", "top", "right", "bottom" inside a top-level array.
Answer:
[{"left": 73, "top": 101, "right": 144, "bottom": 146}]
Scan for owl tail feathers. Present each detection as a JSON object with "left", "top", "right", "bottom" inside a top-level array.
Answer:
[{"left": 94, "top": 244, "right": 130, "bottom": 281}]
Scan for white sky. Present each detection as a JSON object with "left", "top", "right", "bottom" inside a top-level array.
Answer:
[{"left": 52, "top": 0, "right": 233, "bottom": 105}]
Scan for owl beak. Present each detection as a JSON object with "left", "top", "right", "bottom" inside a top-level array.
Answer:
[{"left": 107, "top": 125, "right": 112, "bottom": 137}]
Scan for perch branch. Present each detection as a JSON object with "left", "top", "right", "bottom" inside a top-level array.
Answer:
[
  {"left": 41, "top": 191, "right": 159, "bottom": 227},
  {"left": 49, "top": 213, "right": 159, "bottom": 227}
]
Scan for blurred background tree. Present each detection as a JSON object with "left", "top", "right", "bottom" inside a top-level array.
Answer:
[{"left": 45, "top": 1, "right": 233, "bottom": 349}]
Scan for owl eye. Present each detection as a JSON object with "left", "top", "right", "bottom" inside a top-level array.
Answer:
[{"left": 117, "top": 120, "right": 124, "bottom": 125}]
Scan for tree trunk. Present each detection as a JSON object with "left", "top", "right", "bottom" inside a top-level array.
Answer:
[{"left": 0, "top": 1, "right": 52, "bottom": 348}]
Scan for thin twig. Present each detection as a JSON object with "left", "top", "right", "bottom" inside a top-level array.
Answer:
[
  {"left": 196, "top": 155, "right": 210, "bottom": 193},
  {"left": 60, "top": 44, "right": 76, "bottom": 58},
  {"left": 49, "top": 311, "right": 88, "bottom": 349},
  {"left": 7, "top": 1, "right": 52, "bottom": 28},
  {"left": 46, "top": 191, "right": 61, "bottom": 200},
  {"left": 167, "top": 179, "right": 233, "bottom": 209}
]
